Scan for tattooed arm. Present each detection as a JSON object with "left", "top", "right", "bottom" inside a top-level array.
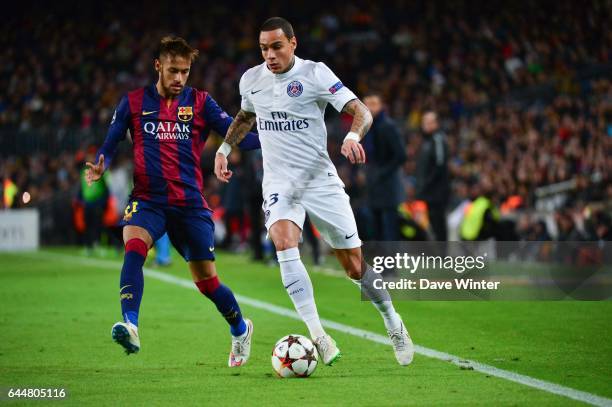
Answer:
[
  {"left": 224, "top": 109, "right": 257, "bottom": 147},
  {"left": 340, "top": 98, "right": 373, "bottom": 164},
  {"left": 342, "top": 98, "right": 373, "bottom": 138},
  {"left": 214, "top": 109, "right": 257, "bottom": 183}
]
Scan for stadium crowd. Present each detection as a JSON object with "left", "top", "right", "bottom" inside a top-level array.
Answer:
[{"left": 1, "top": 1, "right": 610, "bottom": 245}]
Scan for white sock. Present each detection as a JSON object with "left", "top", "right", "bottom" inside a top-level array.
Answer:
[
  {"left": 277, "top": 248, "right": 326, "bottom": 338},
  {"left": 352, "top": 265, "right": 402, "bottom": 331}
]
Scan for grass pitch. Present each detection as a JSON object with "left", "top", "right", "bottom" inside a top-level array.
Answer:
[{"left": 0, "top": 248, "right": 610, "bottom": 406}]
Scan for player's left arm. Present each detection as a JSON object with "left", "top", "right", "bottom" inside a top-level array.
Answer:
[
  {"left": 340, "top": 98, "right": 373, "bottom": 164},
  {"left": 314, "top": 62, "right": 372, "bottom": 164}
]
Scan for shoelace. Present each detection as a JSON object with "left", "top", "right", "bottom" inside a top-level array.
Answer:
[
  {"left": 232, "top": 331, "right": 249, "bottom": 355},
  {"left": 232, "top": 341, "right": 243, "bottom": 354},
  {"left": 315, "top": 337, "right": 329, "bottom": 354},
  {"left": 389, "top": 330, "right": 407, "bottom": 351}
]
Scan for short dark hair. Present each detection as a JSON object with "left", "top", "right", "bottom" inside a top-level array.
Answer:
[
  {"left": 260, "top": 17, "right": 295, "bottom": 39},
  {"left": 158, "top": 35, "right": 199, "bottom": 62}
]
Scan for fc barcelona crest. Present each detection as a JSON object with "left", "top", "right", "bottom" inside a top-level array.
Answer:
[{"left": 178, "top": 106, "right": 193, "bottom": 122}]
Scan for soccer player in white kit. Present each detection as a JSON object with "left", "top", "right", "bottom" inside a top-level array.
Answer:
[{"left": 214, "top": 17, "right": 414, "bottom": 366}]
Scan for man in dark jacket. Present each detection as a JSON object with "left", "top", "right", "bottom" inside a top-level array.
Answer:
[
  {"left": 415, "top": 111, "right": 450, "bottom": 241},
  {"left": 363, "top": 94, "right": 407, "bottom": 240}
]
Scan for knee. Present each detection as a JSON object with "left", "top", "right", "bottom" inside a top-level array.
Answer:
[
  {"left": 345, "top": 262, "right": 362, "bottom": 280},
  {"left": 190, "top": 260, "right": 216, "bottom": 282},
  {"left": 123, "top": 226, "right": 153, "bottom": 249},
  {"left": 336, "top": 248, "right": 364, "bottom": 280},
  {"left": 274, "top": 238, "right": 298, "bottom": 252},
  {"left": 344, "top": 255, "right": 364, "bottom": 280},
  {"left": 269, "top": 221, "right": 301, "bottom": 252}
]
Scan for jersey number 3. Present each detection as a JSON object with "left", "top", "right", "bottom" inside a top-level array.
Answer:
[{"left": 268, "top": 193, "right": 279, "bottom": 207}]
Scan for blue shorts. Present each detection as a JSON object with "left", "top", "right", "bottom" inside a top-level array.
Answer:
[{"left": 119, "top": 198, "right": 215, "bottom": 262}]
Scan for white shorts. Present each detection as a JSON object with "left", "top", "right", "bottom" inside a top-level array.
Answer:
[{"left": 262, "top": 184, "right": 361, "bottom": 249}]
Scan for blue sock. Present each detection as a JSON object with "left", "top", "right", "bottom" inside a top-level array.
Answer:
[
  {"left": 196, "top": 276, "right": 246, "bottom": 336},
  {"left": 120, "top": 239, "right": 147, "bottom": 327}
]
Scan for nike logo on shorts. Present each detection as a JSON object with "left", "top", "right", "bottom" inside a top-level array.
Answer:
[
  {"left": 251, "top": 89, "right": 263, "bottom": 94},
  {"left": 345, "top": 232, "right": 357, "bottom": 239},
  {"left": 284, "top": 280, "right": 299, "bottom": 289},
  {"left": 209, "top": 247, "right": 215, "bottom": 252}
]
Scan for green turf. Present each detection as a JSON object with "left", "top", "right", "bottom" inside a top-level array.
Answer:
[{"left": 0, "top": 248, "right": 610, "bottom": 406}]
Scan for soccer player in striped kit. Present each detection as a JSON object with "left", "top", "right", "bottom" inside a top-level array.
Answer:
[{"left": 86, "top": 36, "right": 258, "bottom": 367}]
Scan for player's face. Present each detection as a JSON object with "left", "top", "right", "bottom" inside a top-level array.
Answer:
[
  {"left": 155, "top": 55, "right": 191, "bottom": 97},
  {"left": 259, "top": 29, "right": 297, "bottom": 74}
]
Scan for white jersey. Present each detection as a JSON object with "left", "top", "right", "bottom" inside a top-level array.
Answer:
[{"left": 239, "top": 56, "right": 357, "bottom": 190}]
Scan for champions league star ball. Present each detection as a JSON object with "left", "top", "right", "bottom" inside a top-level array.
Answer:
[{"left": 271, "top": 335, "right": 319, "bottom": 378}]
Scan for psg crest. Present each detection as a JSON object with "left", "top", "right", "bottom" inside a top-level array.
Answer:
[
  {"left": 287, "top": 81, "right": 303, "bottom": 97},
  {"left": 178, "top": 106, "right": 193, "bottom": 122}
]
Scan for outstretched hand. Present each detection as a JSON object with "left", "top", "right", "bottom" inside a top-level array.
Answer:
[
  {"left": 214, "top": 153, "right": 233, "bottom": 183},
  {"left": 341, "top": 139, "right": 366, "bottom": 164},
  {"left": 85, "top": 154, "right": 104, "bottom": 186}
]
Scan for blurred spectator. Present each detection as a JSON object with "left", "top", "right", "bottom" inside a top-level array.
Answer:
[
  {"left": 244, "top": 150, "right": 265, "bottom": 261},
  {"left": 517, "top": 214, "right": 551, "bottom": 241},
  {"left": 415, "top": 111, "right": 450, "bottom": 240},
  {"left": 302, "top": 215, "right": 322, "bottom": 265},
  {"left": 397, "top": 183, "right": 429, "bottom": 241},
  {"left": 153, "top": 233, "right": 172, "bottom": 267},
  {"left": 220, "top": 151, "right": 247, "bottom": 250},
  {"left": 1, "top": 1, "right": 610, "bottom": 245},
  {"left": 590, "top": 210, "right": 612, "bottom": 241},
  {"left": 460, "top": 176, "right": 500, "bottom": 241},
  {"left": 363, "top": 94, "right": 407, "bottom": 240},
  {"left": 2, "top": 175, "right": 18, "bottom": 208},
  {"left": 78, "top": 149, "right": 110, "bottom": 251}
]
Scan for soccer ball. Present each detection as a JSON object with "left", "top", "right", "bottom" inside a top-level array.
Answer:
[{"left": 271, "top": 334, "right": 319, "bottom": 378}]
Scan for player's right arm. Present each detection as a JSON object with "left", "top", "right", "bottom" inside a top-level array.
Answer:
[
  {"left": 214, "top": 74, "right": 257, "bottom": 183},
  {"left": 85, "top": 95, "right": 130, "bottom": 186},
  {"left": 224, "top": 109, "right": 257, "bottom": 147},
  {"left": 214, "top": 109, "right": 257, "bottom": 183}
]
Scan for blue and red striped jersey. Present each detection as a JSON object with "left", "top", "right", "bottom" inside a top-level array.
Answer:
[{"left": 97, "top": 84, "right": 260, "bottom": 208}]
